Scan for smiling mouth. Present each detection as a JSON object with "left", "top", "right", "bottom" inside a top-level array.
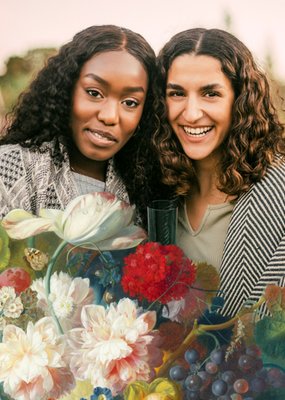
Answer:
[
  {"left": 183, "top": 126, "right": 213, "bottom": 136},
  {"left": 85, "top": 128, "right": 117, "bottom": 142}
]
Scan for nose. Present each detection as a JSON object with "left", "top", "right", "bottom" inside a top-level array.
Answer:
[
  {"left": 97, "top": 99, "right": 119, "bottom": 126},
  {"left": 182, "top": 96, "right": 203, "bottom": 123}
]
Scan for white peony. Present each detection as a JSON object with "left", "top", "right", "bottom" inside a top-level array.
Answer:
[
  {"left": 0, "top": 317, "right": 75, "bottom": 400},
  {"left": 31, "top": 271, "right": 94, "bottom": 331}
]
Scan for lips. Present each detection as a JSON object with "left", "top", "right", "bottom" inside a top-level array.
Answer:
[{"left": 85, "top": 128, "right": 117, "bottom": 143}]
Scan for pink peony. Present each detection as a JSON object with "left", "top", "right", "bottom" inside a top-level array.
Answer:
[{"left": 66, "top": 298, "right": 163, "bottom": 395}]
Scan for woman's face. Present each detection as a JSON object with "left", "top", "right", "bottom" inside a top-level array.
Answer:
[
  {"left": 71, "top": 50, "right": 148, "bottom": 162},
  {"left": 166, "top": 54, "right": 235, "bottom": 166}
]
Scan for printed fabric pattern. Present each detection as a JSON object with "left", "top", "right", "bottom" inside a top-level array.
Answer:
[
  {"left": 219, "top": 159, "right": 285, "bottom": 316},
  {"left": 0, "top": 139, "right": 130, "bottom": 218}
]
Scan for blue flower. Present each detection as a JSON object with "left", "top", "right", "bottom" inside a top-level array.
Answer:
[{"left": 81, "top": 386, "right": 114, "bottom": 400}]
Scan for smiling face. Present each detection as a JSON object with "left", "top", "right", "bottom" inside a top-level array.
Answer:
[
  {"left": 166, "top": 54, "right": 235, "bottom": 167},
  {"left": 70, "top": 50, "right": 148, "bottom": 164}
]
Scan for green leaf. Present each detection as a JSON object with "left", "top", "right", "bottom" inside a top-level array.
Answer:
[
  {"left": 254, "top": 310, "right": 285, "bottom": 358},
  {"left": 0, "top": 224, "right": 10, "bottom": 270}
]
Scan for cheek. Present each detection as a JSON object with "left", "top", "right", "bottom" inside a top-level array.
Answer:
[
  {"left": 72, "top": 102, "right": 90, "bottom": 122},
  {"left": 122, "top": 110, "right": 143, "bottom": 133},
  {"left": 209, "top": 102, "right": 232, "bottom": 123},
  {"left": 166, "top": 100, "right": 180, "bottom": 122},
  {"left": 71, "top": 104, "right": 83, "bottom": 127},
  {"left": 166, "top": 100, "right": 173, "bottom": 121},
  {"left": 220, "top": 97, "right": 234, "bottom": 121},
  {"left": 219, "top": 107, "right": 233, "bottom": 126},
  {"left": 70, "top": 103, "right": 90, "bottom": 138}
]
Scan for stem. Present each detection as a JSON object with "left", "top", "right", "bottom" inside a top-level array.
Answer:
[
  {"left": 45, "top": 240, "right": 68, "bottom": 335},
  {"left": 194, "top": 331, "right": 221, "bottom": 371},
  {"left": 26, "top": 235, "right": 36, "bottom": 249},
  {"left": 157, "top": 296, "right": 266, "bottom": 377}
]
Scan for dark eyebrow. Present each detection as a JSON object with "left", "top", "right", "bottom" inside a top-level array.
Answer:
[
  {"left": 84, "top": 73, "right": 145, "bottom": 93},
  {"left": 166, "top": 82, "right": 224, "bottom": 91},
  {"left": 166, "top": 83, "right": 184, "bottom": 90},
  {"left": 201, "top": 83, "right": 224, "bottom": 90}
]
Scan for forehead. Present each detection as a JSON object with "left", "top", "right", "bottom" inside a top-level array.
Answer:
[
  {"left": 80, "top": 50, "right": 148, "bottom": 82},
  {"left": 167, "top": 54, "right": 230, "bottom": 86}
]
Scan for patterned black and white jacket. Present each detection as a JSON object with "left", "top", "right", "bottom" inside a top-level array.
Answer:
[
  {"left": 0, "top": 139, "right": 129, "bottom": 219},
  {"left": 219, "top": 159, "right": 285, "bottom": 316}
]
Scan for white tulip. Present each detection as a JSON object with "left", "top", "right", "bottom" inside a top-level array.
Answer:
[{"left": 2, "top": 192, "right": 146, "bottom": 250}]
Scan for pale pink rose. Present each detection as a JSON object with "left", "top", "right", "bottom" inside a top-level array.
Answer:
[
  {"left": 66, "top": 298, "right": 163, "bottom": 395},
  {"left": 0, "top": 317, "right": 75, "bottom": 400}
]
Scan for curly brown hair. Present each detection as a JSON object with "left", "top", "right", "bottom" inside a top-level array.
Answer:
[
  {"left": 154, "top": 28, "right": 285, "bottom": 197},
  {"left": 0, "top": 25, "right": 167, "bottom": 226}
]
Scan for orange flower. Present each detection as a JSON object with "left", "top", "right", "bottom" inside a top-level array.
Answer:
[{"left": 264, "top": 284, "right": 283, "bottom": 312}]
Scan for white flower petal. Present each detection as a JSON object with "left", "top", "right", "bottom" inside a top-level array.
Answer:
[
  {"left": 81, "top": 304, "right": 108, "bottom": 330},
  {"left": 2, "top": 192, "right": 144, "bottom": 251},
  {"left": 2, "top": 210, "right": 54, "bottom": 239},
  {"left": 0, "top": 317, "right": 72, "bottom": 399},
  {"left": 68, "top": 277, "right": 90, "bottom": 304},
  {"left": 94, "top": 226, "right": 147, "bottom": 250},
  {"left": 66, "top": 299, "right": 162, "bottom": 395},
  {"left": 32, "top": 273, "right": 93, "bottom": 330}
]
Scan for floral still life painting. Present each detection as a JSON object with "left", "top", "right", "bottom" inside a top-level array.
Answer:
[{"left": 0, "top": 192, "right": 284, "bottom": 400}]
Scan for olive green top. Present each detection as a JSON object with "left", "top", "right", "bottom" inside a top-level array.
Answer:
[{"left": 177, "top": 201, "right": 235, "bottom": 271}]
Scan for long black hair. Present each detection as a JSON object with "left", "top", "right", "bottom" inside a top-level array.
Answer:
[{"left": 1, "top": 25, "right": 168, "bottom": 226}]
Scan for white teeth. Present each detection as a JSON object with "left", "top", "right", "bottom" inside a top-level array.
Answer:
[
  {"left": 183, "top": 126, "right": 212, "bottom": 136},
  {"left": 89, "top": 130, "right": 114, "bottom": 141},
  {"left": 93, "top": 131, "right": 105, "bottom": 139}
]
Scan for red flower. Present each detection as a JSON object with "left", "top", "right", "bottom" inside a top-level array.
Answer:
[
  {"left": 0, "top": 267, "right": 31, "bottom": 294},
  {"left": 121, "top": 242, "right": 196, "bottom": 304}
]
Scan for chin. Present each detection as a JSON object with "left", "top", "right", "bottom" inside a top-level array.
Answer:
[{"left": 84, "top": 150, "right": 114, "bottom": 162}]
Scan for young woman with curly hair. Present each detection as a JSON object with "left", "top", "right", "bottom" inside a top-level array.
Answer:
[
  {"left": 0, "top": 25, "right": 165, "bottom": 227},
  {"left": 154, "top": 28, "right": 285, "bottom": 316}
]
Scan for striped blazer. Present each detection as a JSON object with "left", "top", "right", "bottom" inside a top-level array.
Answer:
[{"left": 219, "top": 159, "right": 285, "bottom": 316}]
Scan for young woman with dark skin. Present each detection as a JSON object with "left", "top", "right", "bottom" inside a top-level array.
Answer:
[
  {"left": 0, "top": 25, "right": 166, "bottom": 227},
  {"left": 154, "top": 28, "right": 285, "bottom": 316}
]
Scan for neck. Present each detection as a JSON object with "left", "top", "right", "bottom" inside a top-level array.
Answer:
[
  {"left": 191, "top": 157, "right": 227, "bottom": 202},
  {"left": 193, "top": 158, "right": 218, "bottom": 192},
  {"left": 69, "top": 146, "right": 107, "bottom": 181}
]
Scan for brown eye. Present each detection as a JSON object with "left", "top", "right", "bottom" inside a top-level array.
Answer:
[
  {"left": 86, "top": 89, "right": 102, "bottom": 98},
  {"left": 122, "top": 99, "right": 139, "bottom": 108},
  {"left": 205, "top": 91, "right": 220, "bottom": 97},
  {"left": 167, "top": 90, "right": 184, "bottom": 97}
]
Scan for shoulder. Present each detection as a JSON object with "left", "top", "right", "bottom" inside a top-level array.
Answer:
[
  {"left": 0, "top": 139, "right": 66, "bottom": 163},
  {"left": 235, "top": 157, "right": 285, "bottom": 211},
  {"left": 0, "top": 142, "right": 49, "bottom": 157},
  {"left": 268, "top": 155, "right": 285, "bottom": 172},
  {"left": 260, "top": 157, "right": 285, "bottom": 188},
  {"left": 0, "top": 143, "right": 25, "bottom": 155},
  {"left": 0, "top": 144, "right": 34, "bottom": 170},
  {"left": 105, "top": 158, "right": 130, "bottom": 204}
]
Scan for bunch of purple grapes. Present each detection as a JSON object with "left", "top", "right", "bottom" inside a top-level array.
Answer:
[{"left": 169, "top": 342, "right": 285, "bottom": 399}]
